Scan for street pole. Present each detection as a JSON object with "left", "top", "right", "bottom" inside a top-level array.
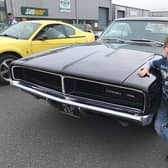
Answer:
[
  {"left": 109, "top": 0, "right": 112, "bottom": 24},
  {"left": 75, "top": 0, "right": 78, "bottom": 24},
  {"left": 4, "top": 0, "right": 8, "bottom": 23}
]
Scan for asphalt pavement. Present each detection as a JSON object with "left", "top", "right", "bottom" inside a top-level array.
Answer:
[{"left": 0, "top": 85, "right": 167, "bottom": 168}]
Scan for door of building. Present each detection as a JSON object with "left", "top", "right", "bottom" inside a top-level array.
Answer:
[
  {"left": 98, "top": 7, "right": 109, "bottom": 30},
  {"left": 117, "top": 10, "right": 125, "bottom": 18}
]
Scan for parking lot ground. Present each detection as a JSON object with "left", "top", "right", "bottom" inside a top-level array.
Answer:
[{"left": 0, "top": 85, "right": 167, "bottom": 168}]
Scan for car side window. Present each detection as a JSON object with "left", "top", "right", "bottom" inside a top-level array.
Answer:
[
  {"left": 37, "top": 24, "right": 67, "bottom": 40},
  {"left": 63, "top": 25, "right": 75, "bottom": 36}
]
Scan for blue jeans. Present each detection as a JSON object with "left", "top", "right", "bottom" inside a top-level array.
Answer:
[{"left": 154, "top": 100, "right": 168, "bottom": 142}]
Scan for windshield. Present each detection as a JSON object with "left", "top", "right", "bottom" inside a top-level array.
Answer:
[
  {"left": 0, "top": 23, "right": 8, "bottom": 32},
  {"left": 101, "top": 20, "right": 168, "bottom": 42},
  {"left": 0, "top": 22, "right": 40, "bottom": 39}
]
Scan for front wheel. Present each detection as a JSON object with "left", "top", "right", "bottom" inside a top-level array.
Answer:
[{"left": 0, "top": 54, "right": 19, "bottom": 84}]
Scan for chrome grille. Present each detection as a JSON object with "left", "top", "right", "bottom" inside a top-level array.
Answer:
[
  {"left": 64, "top": 77, "right": 144, "bottom": 110},
  {"left": 12, "top": 67, "right": 62, "bottom": 92},
  {"left": 12, "top": 66, "right": 145, "bottom": 112}
]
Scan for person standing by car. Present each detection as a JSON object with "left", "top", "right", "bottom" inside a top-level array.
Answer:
[
  {"left": 138, "top": 37, "right": 168, "bottom": 146},
  {"left": 7, "top": 13, "right": 17, "bottom": 25},
  {"left": 84, "top": 23, "right": 93, "bottom": 33}
]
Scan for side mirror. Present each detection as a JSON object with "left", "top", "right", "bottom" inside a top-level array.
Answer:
[
  {"left": 94, "top": 31, "right": 102, "bottom": 40},
  {"left": 86, "top": 30, "right": 93, "bottom": 33}
]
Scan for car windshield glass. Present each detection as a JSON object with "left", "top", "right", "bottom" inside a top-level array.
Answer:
[
  {"left": 0, "top": 22, "right": 40, "bottom": 40},
  {"left": 101, "top": 20, "right": 168, "bottom": 43},
  {"left": 0, "top": 23, "right": 8, "bottom": 32}
]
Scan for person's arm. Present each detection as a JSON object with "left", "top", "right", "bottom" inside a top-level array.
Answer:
[
  {"left": 138, "top": 67, "right": 150, "bottom": 77},
  {"left": 138, "top": 56, "right": 162, "bottom": 77}
]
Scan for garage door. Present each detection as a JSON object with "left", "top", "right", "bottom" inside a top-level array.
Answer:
[
  {"left": 117, "top": 10, "right": 125, "bottom": 18},
  {"left": 98, "top": 7, "right": 109, "bottom": 30}
]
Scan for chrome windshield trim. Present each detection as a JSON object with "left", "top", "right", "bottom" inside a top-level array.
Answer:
[{"left": 11, "top": 81, "right": 152, "bottom": 126}]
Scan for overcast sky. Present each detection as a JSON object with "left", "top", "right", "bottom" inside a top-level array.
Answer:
[{"left": 112, "top": 0, "right": 168, "bottom": 11}]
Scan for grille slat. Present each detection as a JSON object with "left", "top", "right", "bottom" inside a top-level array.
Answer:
[
  {"left": 12, "top": 67, "right": 62, "bottom": 92},
  {"left": 64, "top": 78, "right": 144, "bottom": 110}
]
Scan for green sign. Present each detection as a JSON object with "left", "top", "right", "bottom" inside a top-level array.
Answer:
[
  {"left": 60, "top": 0, "right": 71, "bottom": 12},
  {"left": 21, "top": 7, "right": 48, "bottom": 16}
]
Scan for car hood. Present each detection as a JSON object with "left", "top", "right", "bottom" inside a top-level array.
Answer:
[
  {"left": 13, "top": 42, "right": 161, "bottom": 85},
  {"left": 0, "top": 36, "right": 22, "bottom": 44}
]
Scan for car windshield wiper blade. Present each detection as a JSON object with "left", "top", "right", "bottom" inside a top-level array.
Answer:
[
  {"left": 130, "top": 38, "right": 163, "bottom": 46},
  {"left": 101, "top": 37, "right": 127, "bottom": 43},
  {"left": 0, "top": 33, "right": 18, "bottom": 39}
]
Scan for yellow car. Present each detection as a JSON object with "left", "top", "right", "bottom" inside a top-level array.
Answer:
[{"left": 0, "top": 20, "right": 95, "bottom": 83}]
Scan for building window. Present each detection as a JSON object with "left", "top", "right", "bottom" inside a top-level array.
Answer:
[{"left": 0, "top": 0, "right": 7, "bottom": 22}]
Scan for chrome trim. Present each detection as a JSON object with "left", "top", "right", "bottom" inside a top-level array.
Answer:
[
  {"left": 61, "top": 76, "right": 65, "bottom": 94},
  {"left": 63, "top": 75, "right": 146, "bottom": 112},
  {"left": 11, "top": 66, "right": 146, "bottom": 112},
  {"left": 11, "top": 66, "right": 146, "bottom": 111},
  {"left": 11, "top": 66, "right": 63, "bottom": 81},
  {"left": 64, "top": 94, "right": 142, "bottom": 114},
  {"left": 11, "top": 81, "right": 153, "bottom": 126}
]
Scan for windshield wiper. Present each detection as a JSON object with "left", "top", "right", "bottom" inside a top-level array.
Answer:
[
  {"left": 101, "top": 37, "right": 127, "bottom": 44},
  {"left": 130, "top": 38, "right": 163, "bottom": 47},
  {"left": 0, "top": 34, "right": 18, "bottom": 39}
]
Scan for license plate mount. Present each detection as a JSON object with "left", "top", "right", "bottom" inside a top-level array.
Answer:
[{"left": 61, "top": 104, "right": 81, "bottom": 118}]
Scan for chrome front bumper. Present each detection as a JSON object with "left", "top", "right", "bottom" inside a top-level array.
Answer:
[{"left": 11, "top": 81, "right": 154, "bottom": 126}]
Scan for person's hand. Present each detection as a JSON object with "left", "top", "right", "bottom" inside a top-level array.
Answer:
[{"left": 138, "top": 68, "right": 150, "bottom": 77}]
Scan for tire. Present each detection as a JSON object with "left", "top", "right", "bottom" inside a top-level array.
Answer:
[{"left": 0, "top": 54, "right": 19, "bottom": 84}]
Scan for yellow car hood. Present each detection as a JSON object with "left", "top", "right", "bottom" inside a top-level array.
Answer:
[
  {"left": 0, "top": 36, "right": 21, "bottom": 44},
  {"left": 0, "top": 36, "right": 28, "bottom": 55}
]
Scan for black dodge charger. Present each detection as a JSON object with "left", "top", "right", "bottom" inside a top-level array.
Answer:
[{"left": 10, "top": 17, "right": 168, "bottom": 126}]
